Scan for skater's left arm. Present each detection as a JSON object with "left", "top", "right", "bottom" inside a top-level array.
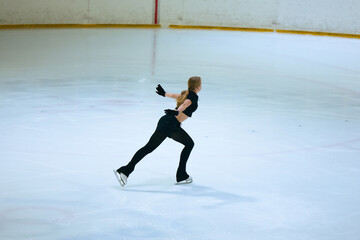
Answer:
[
  {"left": 177, "top": 99, "right": 192, "bottom": 113},
  {"left": 164, "top": 99, "right": 191, "bottom": 116}
]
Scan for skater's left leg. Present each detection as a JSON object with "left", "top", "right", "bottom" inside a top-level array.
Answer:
[
  {"left": 170, "top": 128, "right": 194, "bottom": 182},
  {"left": 118, "top": 130, "right": 167, "bottom": 177}
]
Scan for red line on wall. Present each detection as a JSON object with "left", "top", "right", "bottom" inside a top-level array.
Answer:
[{"left": 154, "top": 0, "right": 158, "bottom": 24}]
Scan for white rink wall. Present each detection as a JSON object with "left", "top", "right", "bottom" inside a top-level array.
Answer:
[
  {"left": 160, "top": 0, "right": 278, "bottom": 29},
  {"left": 275, "top": 0, "right": 360, "bottom": 34},
  {"left": 0, "top": 0, "right": 360, "bottom": 34},
  {"left": 0, "top": 0, "right": 154, "bottom": 25},
  {"left": 162, "top": 0, "right": 360, "bottom": 34}
]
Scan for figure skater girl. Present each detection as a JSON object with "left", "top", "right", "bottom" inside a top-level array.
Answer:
[{"left": 113, "top": 76, "right": 202, "bottom": 186}]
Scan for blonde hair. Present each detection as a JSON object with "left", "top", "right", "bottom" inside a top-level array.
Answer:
[{"left": 176, "top": 76, "right": 201, "bottom": 108}]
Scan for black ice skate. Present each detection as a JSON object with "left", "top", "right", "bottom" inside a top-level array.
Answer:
[
  {"left": 176, "top": 176, "right": 193, "bottom": 185},
  {"left": 113, "top": 169, "right": 127, "bottom": 187}
]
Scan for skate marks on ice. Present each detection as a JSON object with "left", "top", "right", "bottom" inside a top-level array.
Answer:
[
  {"left": 116, "top": 182, "right": 256, "bottom": 209},
  {"left": 92, "top": 211, "right": 168, "bottom": 240},
  {"left": 91, "top": 209, "right": 218, "bottom": 240},
  {"left": 0, "top": 206, "right": 75, "bottom": 239}
]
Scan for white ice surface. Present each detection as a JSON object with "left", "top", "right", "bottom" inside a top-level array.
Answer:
[{"left": 0, "top": 28, "right": 360, "bottom": 240}]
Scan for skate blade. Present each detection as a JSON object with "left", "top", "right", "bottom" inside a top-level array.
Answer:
[
  {"left": 175, "top": 177, "right": 193, "bottom": 185},
  {"left": 113, "top": 169, "right": 127, "bottom": 187}
]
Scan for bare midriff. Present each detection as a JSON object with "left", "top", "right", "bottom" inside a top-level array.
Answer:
[{"left": 175, "top": 112, "right": 189, "bottom": 123}]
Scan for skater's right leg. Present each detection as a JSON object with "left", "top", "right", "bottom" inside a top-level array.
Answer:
[
  {"left": 170, "top": 128, "right": 195, "bottom": 183},
  {"left": 117, "top": 130, "right": 167, "bottom": 177}
]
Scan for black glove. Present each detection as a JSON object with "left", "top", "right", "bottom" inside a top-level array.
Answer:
[
  {"left": 164, "top": 109, "right": 179, "bottom": 116},
  {"left": 156, "top": 84, "right": 166, "bottom": 97}
]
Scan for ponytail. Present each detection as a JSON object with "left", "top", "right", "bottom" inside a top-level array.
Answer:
[
  {"left": 176, "top": 76, "right": 201, "bottom": 108},
  {"left": 176, "top": 90, "right": 189, "bottom": 108}
]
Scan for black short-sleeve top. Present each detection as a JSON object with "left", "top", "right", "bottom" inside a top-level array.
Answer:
[{"left": 182, "top": 91, "right": 199, "bottom": 117}]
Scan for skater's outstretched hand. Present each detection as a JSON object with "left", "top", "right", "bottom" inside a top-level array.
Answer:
[
  {"left": 164, "top": 109, "right": 179, "bottom": 116},
  {"left": 156, "top": 84, "right": 166, "bottom": 97}
]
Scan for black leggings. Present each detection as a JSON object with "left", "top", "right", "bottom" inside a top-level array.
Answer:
[{"left": 122, "top": 128, "right": 194, "bottom": 182}]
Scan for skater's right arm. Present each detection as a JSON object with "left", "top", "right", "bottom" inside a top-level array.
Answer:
[
  {"left": 165, "top": 92, "right": 180, "bottom": 99},
  {"left": 156, "top": 84, "right": 180, "bottom": 99}
]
